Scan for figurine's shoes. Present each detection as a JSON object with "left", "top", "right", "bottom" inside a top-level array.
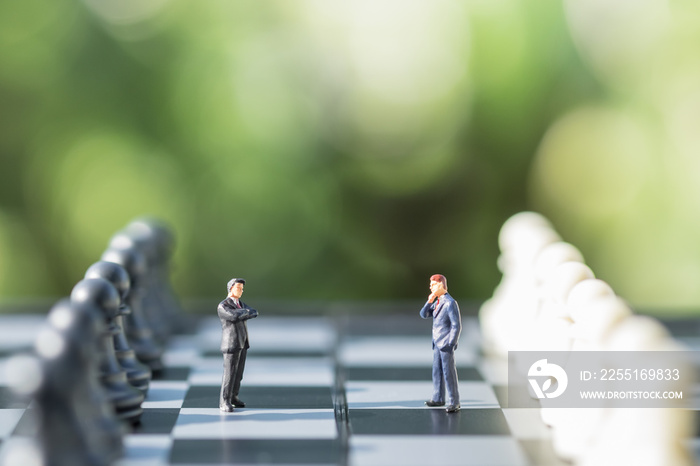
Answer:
[
  {"left": 219, "top": 403, "right": 235, "bottom": 412},
  {"left": 231, "top": 397, "right": 246, "bottom": 408},
  {"left": 425, "top": 400, "right": 445, "bottom": 407},
  {"left": 445, "top": 404, "right": 461, "bottom": 413}
]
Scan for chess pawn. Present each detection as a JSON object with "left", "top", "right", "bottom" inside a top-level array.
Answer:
[
  {"left": 108, "top": 231, "right": 168, "bottom": 342},
  {"left": 540, "top": 280, "right": 615, "bottom": 430},
  {"left": 510, "top": 242, "right": 583, "bottom": 354},
  {"left": 4, "top": 299, "right": 124, "bottom": 466},
  {"left": 4, "top": 350, "right": 94, "bottom": 466},
  {"left": 566, "top": 278, "right": 616, "bottom": 324},
  {"left": 534, "top": 262, "right": 593, "bottom": 341},
  {"left": 46, "top": 298, "right": 125, "bottom": 464},
  {"left": 71, "top": 278, "right": 144, "bottom": 424},
  {"left": 603, "top": 315, "right": 693, "bottom": 418},
  {"left": 533, "top": 242, "right": 585, "bottom": 290},
  {"left": 579, "top": 317, "right": 694, "bottom": 466},
  {"left": 515, "top": 262, "right": 594, "bottom": 381},
  {"left": 543, "top": 263, "right": 598, "bottom": 319},
  {"left": 0, "top": 437, "right": 43, "bottom": 466},
  {"left": 602, "top": 314, "right": 671, "bottom": 351},
  {"left": 544, "top": 330, "right": 609, "bottom": 457},
  {"left": 539, "top": 272, "right": 607, "bottom": 428},
  {"left": 85, "top": 261, "right": 152, "bottom": 395},
  {"left": 550, "top": 407, "right": 607, "bottom": 462},
  {"left": 569, "top": 296, "right": 632, "bottom": 351},
  {"left": 109, "top": 230, "right": 168, "bottom": 343},
  {"left": 126, "top": 217, "right": 183, "bottom": 335},
  {"left": 536, "top": 262, "right": 594, "bottom": 346},
  {"left": 101, "top": 247, "right": 164, "bottom": 373},
  {"left": 480, "top": 211, "right": 560, "bottom": 358},
  {"left": 547, "top": 295, "right": 630, "bottom": 432},
  {"left": 533, "top": 246, "right": 586, "bottom": 324},
  {"left": 562, "top": 278, "right": 616, "bottom": 363},
  {"left": 548, "top": 296, "right": 633, "bottom": 460},
  {"left": 495, "top": 212, "right": 561, "bottom": 284},
  {"left": 497, "top": 212, "right": 558, "bottom": 260}
]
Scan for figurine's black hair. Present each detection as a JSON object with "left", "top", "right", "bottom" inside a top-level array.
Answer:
[{"left": 227, "top": 278, "right": 246, "bottom": 293}]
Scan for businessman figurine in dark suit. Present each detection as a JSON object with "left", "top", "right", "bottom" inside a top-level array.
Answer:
[
  {"left": 420, "top": 274, "right": 462, "bottom": 413},
  {"left": 218, "top": 278, "right": 258, "bottom": 412}
]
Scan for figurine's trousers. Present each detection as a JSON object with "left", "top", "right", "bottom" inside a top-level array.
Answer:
[
  {"left": 220, "top": 348, "right": 247, "bottom": 405},
  {"left": 432, "top": 347, "right": 459, "bottom": 405}
]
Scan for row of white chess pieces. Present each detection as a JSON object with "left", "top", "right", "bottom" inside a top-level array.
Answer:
[{"left": 479, "top": 212, "right": 695, "bottom": 466}]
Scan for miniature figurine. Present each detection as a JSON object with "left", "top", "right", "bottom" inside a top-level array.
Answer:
[
  {"left": 420, "top": 274, "right": 462, "bottom": 413},
  {"left": 218, "top": 278, "right": 258, "bottom": 412}
]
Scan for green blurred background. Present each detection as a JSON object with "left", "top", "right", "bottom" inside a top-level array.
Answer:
[{"left": 1, "top": 0, "right": 700, "bottom": 311}]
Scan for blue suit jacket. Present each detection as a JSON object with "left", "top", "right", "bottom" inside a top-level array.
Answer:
[{"left": 420, "top": 293, "right": 462, "bottom": 351}]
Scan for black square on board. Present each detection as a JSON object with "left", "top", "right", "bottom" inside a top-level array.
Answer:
[
  {"left": 346, "top": 366, "right": 483, "bottom": 382},
  {"left": 183, "top": 386, "right": 333, "bottom": 409},
  {"left": 170, "top": 439, "right": 342, "bottom": 464},
  {"left": 203, "top": 349, "right": 328, "bottom": 358},
  {"left": 131, "top": 409, "right": 181, "bottom": 434},
  {"left": 0, "top": 387, "right": 30, "bottom": 409},
  {"left": 11, "top": 409, "right": 37, "bottom": 436},
  {"left": 493, "top": 385, "right": 542, "bottom": 409},
  {"left": 349, "top": 408, "right": 512, "bottom": 436},
  {"left": 152, "top": 367, "right": 191, "bottom": 381}
]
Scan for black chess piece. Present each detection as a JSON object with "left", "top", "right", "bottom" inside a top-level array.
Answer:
[
  {"left": 71, "top": 278, "right": 145, "bottom": 425},
  {"left": 47, "top": 298, "right": 125, "bottom": 465},
  {"left": 6, "top": 347, "right": 97, "bottom": 466},
  {"left": 126, "top": 217, "right": 184, "bottom": 335},
  {"left": 108, "top": 230, "right": 169, "bottom": 344},
  {"left": 101, "top": 247, "right": 164, "bottom": 373},
  {"left": 5, "top": 298, "right": 125, "bottom": 466},
  {"left": 85, "top": 261, "right": 152, "bottom": 395}
]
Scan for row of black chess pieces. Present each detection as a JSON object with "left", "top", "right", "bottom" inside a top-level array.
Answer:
[{"left": 3, "top": 217, "right": 184, "bottom": 466}]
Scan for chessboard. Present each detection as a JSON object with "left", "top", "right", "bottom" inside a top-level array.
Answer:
[{"left": 1, "top": 304, "right": 698, "bottom": 466}]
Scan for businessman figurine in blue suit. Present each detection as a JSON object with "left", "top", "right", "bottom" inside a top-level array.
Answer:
[{"left": 420, "top": 274, "right": 462, "bottom": 413}]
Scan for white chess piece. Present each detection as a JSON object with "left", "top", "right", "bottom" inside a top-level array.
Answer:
[
  {"left": 567, "top": 279, "right": 616, "bottom": 324},
  {"left": 537, "top": 262, "right": 595, "bottom": 344},
  {"left": 480, "top": 212, "right": 560, "bottom": 357},
  {"left": 542, "top": 280, "right": 624, "bottom": 443},
  {"left": 570, "top": 296, "right": 632, "bottom": 351},
  {"left": 602, "top": 315, "right": 670, "bottom": 351},
  {"left": 550, "top": 406, "right": 607, "bottom": 461},
  {"left": 498, "top": 212, "right": 557, "bottom": 255},
  {"left": 533, "top": 242, "right": 585, "bottom": 289},
  {"left": 516, "top": 262, "right": 595, "bottom": 384},
  {"left": 579, "top": 316, "right": 694, "bottom": 466},
  {"left": 519, "top": 244, "right": 585, "bottom": 351}
]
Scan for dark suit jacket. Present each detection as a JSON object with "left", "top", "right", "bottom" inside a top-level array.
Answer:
[
  {"left": 419, "top": 293, "right": 462, "bottom": 351},
  {"left": 218, "top": 297, "right": 258, "bottom": 353}
]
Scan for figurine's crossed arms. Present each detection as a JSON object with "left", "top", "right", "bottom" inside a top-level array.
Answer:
[{"left": 217, "top": 301, "right": 258, "bottom": 322}]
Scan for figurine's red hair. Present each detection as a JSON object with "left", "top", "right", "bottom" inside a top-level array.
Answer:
[{"left": 430, "top": 274, "right": 447, "bottom": 290}]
